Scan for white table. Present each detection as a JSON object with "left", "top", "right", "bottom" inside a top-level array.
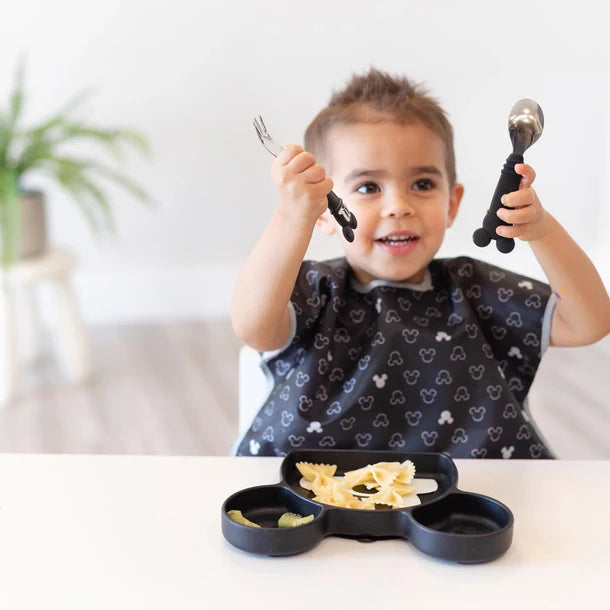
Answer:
[{"left": 0, "top": 455, "right": 608, "bottom": 609}]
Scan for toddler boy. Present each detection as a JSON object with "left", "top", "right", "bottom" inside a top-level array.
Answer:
[{"left": 231, "top": 68, "right": 610, "bottom": 458}]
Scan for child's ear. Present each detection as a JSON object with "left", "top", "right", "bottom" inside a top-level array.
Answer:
[
  {"left": 447, "top": 183, "right": 465, "bottom": 228},
  {"left": 315, "top": 210, "right": 336, "bottom": 235}
]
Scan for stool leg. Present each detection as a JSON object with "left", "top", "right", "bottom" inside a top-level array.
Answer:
[
  {"left": 54, "top": 278, "right": 91, "bottom": 383},
  {"left": 0, "top": 282, "right": 19, "bottom": 408},
  {"left": 14, "top": 283, "right": 43, "bottom": 366}
]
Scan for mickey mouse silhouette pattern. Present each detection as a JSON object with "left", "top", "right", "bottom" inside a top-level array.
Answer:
[{"left": 235, "top": 256, "right": 554, "bottom": 459}]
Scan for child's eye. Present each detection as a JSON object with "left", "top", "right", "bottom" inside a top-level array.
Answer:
[
  {"left": 356, "top": 182, "right": 380, "bottom": 194},
  {"left": 413, "top": 179, "right": 435, "bottom": 191}
]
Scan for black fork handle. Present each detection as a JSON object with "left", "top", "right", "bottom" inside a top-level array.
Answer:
[{"left": 327, "top": 191, "right": 357, "bottom": 242}]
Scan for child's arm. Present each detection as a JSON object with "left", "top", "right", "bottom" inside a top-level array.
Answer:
[
  {"left": 496, "top": 164, "right": 610, "bottom": 347},
  {"left": 231, "top": 145, "right": 333, "bottom": 352}
]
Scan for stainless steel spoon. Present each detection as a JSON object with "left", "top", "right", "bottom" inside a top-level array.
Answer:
[{"left": 473, "top": 99, "right": 544, "bottom": 253}]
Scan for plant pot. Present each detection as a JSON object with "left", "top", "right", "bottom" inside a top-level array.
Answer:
[{"left": 19, "top": 190, "right": 48, "bottom": 260}]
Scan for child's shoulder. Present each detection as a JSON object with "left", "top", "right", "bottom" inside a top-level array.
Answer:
[
  {"left": 301, "top": 256, "right": 349, "bottom": 273},
  {"left": 298, "top": 257, "right": 350, "bottom": 285},
  {"left": 431, "top": 255, "right": 549, "bottom": 291}
]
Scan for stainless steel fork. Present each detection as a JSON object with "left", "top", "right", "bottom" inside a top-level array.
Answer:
[{"left": 253, "top": 115, "right": 357, "bottom": 242}]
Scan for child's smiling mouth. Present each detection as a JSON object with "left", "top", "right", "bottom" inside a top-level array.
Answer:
[{"left": 374, "top": 231, "right": 420, "bottom": 255}]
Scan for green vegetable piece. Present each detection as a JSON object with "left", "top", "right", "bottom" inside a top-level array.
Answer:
[
  {"left": 277, "top": 512, "right": 315, "bottom": 527},
  {"left": 227, "top": 510, "right": 261, "bottom": 528}
]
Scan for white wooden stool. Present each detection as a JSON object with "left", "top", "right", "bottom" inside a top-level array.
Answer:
[{"left": 0, "top": 247, "right": 91, "bottom": 408}]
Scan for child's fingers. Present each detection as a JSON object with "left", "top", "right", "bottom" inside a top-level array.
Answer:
[
  {"left": 285, "top": 151, "right": 317, "bottom": 176},
  {"left": 514, "top": 163, "right": 536, "bottom": 188},
  {"left": 302, "top": 163, "right": 327, "bottom": 184},
  {"left": 273, "top": 148, "right": 317, "bottom": 184},
  {"left": 310, "top": 177, "right": 334, "bottom": 198},
  {"left": 307, "top": 178, "right": 333, "bottom": 202},
  {"left": 496, "top": 223, "right": 526, "bottom": 239},
  {"left": 497, "top": 205, "right": 536, "bottom": 225},
  {"left": 501, "top": 186, "right": 537, "bottom": 208},
  {"left": 276, "top": 144, "right": 304, "bottom": 166}
]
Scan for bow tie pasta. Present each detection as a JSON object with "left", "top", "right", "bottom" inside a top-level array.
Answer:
[{"left": 296, "top": 460, "right": 418, "bottom": 509}]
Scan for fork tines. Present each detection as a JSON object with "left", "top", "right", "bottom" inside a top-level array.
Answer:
[
  {"left": 253, "top": 114, "right": 283, "bottom": 157},
  {"left": 253, "top": 115, "right": 268, "bottom": 141}
]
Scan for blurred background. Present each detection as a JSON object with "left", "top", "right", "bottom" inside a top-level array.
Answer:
[{"left": 0, "top": 0, "right": 608, "bottom": 457}]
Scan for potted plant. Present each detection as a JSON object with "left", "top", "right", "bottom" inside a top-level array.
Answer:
[{"left": 0, "top": 60, "right": 152, "bottom": 268}]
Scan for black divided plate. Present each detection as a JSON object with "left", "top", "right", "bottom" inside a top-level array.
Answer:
[{"left": 221, "top": 449, "right": 513, "bottom": 563}]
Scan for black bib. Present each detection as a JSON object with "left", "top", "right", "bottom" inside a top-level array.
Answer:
[{"left": 235, "top": 256, "right": 554, "bottom": 459}]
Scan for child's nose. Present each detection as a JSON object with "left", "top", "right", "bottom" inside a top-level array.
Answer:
[{"left": 381, "top": 194, "right": 415, "bottom": 218}]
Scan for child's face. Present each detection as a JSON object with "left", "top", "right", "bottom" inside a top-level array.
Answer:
[{"left": 321, "top": 119, "right": 464, "bottom": 285}]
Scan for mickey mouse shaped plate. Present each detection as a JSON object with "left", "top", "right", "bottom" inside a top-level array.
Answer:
[{"left": 221, "top": 449, "right": 513, "bottom": 563}]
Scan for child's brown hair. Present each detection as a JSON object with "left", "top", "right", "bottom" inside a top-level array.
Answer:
[{"left": 304, "top": 67, "right": 457, "bottom": 185}]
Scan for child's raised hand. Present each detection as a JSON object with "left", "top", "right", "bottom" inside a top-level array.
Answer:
[
  {"left": 271, "top": 144, "right": 333, "bottom": 226},
  {"left": 495, "top": 164, "right": 551, "bottom": 242}
]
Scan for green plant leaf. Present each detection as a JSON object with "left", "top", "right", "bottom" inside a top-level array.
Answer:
[
  {"left": 16, "top": 120, "right": 151, "bottom": 175},
  {"left": 0, "top": 58, "right": 26, "bottom": 168},
  {"left": 38, "top": 157, "right": 112, "bottom": 234},
  {"left": 19, "top": 89, "right": 94, "bottom": 144},
  {"left": 8, "top": 60, "right": 25, "bottom": 126},
  {"left": 81, "top": 159, "right": 152, "bottom": 203},
  {"left": 36, "top": 155, "right": 152, "bottom": 233},
  {"left": 0, "top": 168, "right": 21, "bottom": 267},
  {"left": 1, "top": 60, "right": 154, "bottom": 267},
  {"left": 58, "top": 123, "right": 150, "bottom": 161}
]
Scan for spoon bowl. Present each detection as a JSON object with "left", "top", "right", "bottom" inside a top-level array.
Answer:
[{"left": 508, "top": 99, "right": 544, "bottom": 155}]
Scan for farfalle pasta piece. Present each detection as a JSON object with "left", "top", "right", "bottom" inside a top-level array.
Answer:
[
  {"left": 339, "top": 468, "right": 369, "bottom": 488},
  {"left": 369, "top": 461, "right": 403, "bottom": 472},
  {"left": 297, "top": 464, "right": 337, "bottom": 492},
  {"left": 299, "top": 477, "right": 314, "bottom": 491},
  {"left": 309, "top": 473, "right": 337, "bottom": 497},
  {"left": 390, "top": 483, "right": 416, "bottom": 496},
  {"left": 359, "top": 486, "right": 408, "bottom": 509},
  {"left": 343, "top": 462, "right": 401, "bottom": 489},
  {"left": 313, "top": 479, "right": 363, "bottom": 509},
  {"left": 394, "top": 460, "right": 416, "bottom": 484},
  {"left": 313, "top": 492, "right": 370, "bottom": 510},
  {"left": 296, "top": 462, "right": 337, "bottom": 481},
  {"left": 369, "top": 466, "right": 400, "bottom": 488},
  {"left": 333, "top": 483, "right": 358, "bottom": 505},
  {"left": 298, "top": 462, "right": 363, "bottom": 503},
  {"left": 342, "top": 463, "right": 389, "bottom": 487}
]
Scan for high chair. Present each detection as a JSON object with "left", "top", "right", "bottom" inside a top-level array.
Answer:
[{"left": 238, "top": 345, "right": 268, "bottom": 436}]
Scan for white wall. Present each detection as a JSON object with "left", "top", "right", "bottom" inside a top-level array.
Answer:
[{"left": 1, "top": 0, "right": 609, "bottom": 323}]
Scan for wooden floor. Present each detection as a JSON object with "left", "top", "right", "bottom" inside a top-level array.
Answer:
[{"left": 0, "top": 319, "right": 242, "bottom": 455}]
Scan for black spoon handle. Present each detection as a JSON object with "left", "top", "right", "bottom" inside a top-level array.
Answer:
[
  {"left": 490, "top": 153, "right": 523, "bottom": 219},
  {"left": 472, "top": 152, "right": 523, "bottom": 253}
]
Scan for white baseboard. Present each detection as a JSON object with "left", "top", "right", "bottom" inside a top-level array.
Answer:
[
  {"left": 36, "top": 244, "right": 609, "bottom": 325},
  {"left": 38, "top": 263, "right": 242, "bottom": 325}
]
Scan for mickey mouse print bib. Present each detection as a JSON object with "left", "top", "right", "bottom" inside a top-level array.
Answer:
[{"left": 235, "top": 257, "right": 554, "bottom": 459}]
